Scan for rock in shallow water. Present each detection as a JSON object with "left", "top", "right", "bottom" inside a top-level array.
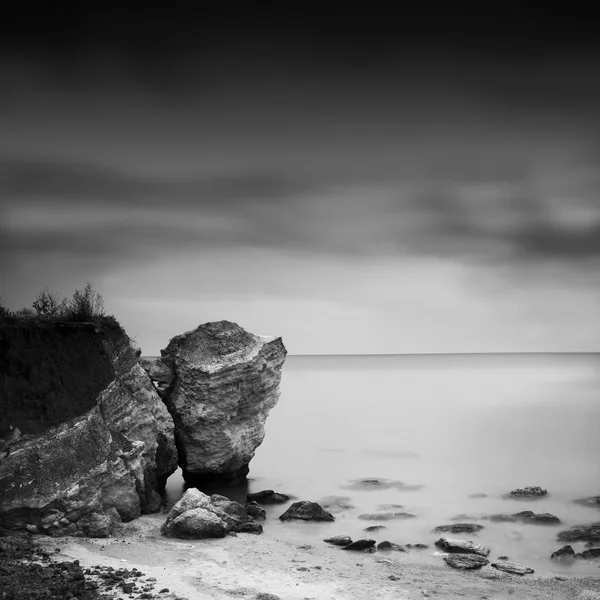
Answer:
[
  {"left": 433, "top": 523, "right": 484, "bottom": 534},
  {"left": 491, "top": 561, "right": 534, "bottom": 575},
  {"left": 358, "top": 512, "right": 416, "bottom": 521},
  {"left": 557, "top": 525, "right": 600, "bottom": 543},
  {"left": 444, "top": 554, "right": 489, "bottom": 570},
  {"left": 247, "top": 490, "right": 290, "bottom": 504},
  {"left": 342, "top": 539, "right": 376, "bottom": 551},
  {"left": 435, "top": 537, "right": 490, "bottom": 557},
  {"left": 507, "top": 486, "right": 547, "bottom": 498},
  {"left": 159, "top": 321, "right": 287, "bottom": 486},
  {"left": 377, "top": 541, "right": 408, "bottom": 552},
  {"left": 324, "top": 535, "right": 353, "bottom": 546},
  {"left": 279, "top": 501, "right": 335, "bottom": 522},
  {"left": 551, "top": 545, "right": 576, "bottom": 561}
]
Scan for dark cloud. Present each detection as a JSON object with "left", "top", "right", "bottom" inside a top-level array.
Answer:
[{"left": 2, "top": 155, "right": 600, "bottom": 269}]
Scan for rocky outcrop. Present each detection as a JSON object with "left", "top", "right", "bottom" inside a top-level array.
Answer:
[
  {"left": 151, "top": 321, "right": 286, "bottom": 486},
  {"left": 0, "top": 319, "right": 178, "bottom": 535}
]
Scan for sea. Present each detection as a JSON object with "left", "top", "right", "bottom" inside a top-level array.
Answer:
[{"left": 162, "top": 353, "right": 600, "bottom": 575}]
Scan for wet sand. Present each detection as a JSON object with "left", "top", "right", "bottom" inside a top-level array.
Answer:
[{"left": 40, "top": 514, "right": 600, "bottom": 600}]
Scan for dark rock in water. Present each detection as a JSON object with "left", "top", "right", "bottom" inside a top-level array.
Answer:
[
  {"left": 573, "top": 496, "right": 600, "bottom": 509},
  {"left": 324, "top": 535, "right": 352, "bottom": 546},
  {"left": 377, "top": 541, "right": 408, "bottom": 552},
  {"left": 507, "top": 486, "right": 547, "bottom": 498},
  {"left": 342, "top": 478, "right": 424, "bottom": 492},
  {"left": 358, "top": 512, "right": 416, "bottom": 521},
  {"left": 319, "top": 496, "right": 355, "bottom": 513},
  {"left": 406, "top": 543, "right": 429, "bottom": 550},
  {"left": 234, "top": 522, "right": 263, "bottom": 534},
  {"left": 578, "top": 548, "right": 600, "bottom": 560},
  {"left": 451, "top": 514, "right": 479, "bottom": 522},
  {"left": 512, "top": 510, "right": 561, "bottom": 524},
  {"left": 444, "top": 554, "right": 489, "bottom": 570},
  {"left": 247, "top": 490, "right": 290, "bottom": 504},
  {"left": 342, "top": 539, "right": 376, "bottom": 551},
  {"left": 468, "top": 493, "right": 488, "bottom": 498},
  {"left": 159, "top": 321, "right": 287, "bottom": 486},
  {"left": 435, "top": 537, "right": 490, "bottom": 557},
  {"left": 255, "top": 594, "right": 281, "bottom": 600},
  {"left": 557, "top": 525, "right": 600, "bottom": 543},
  {"left": 491, "top": 561, "right": 534, "bottom": 575},
  {"left": 486, "top": 514, "right": 517, "bottom": 523},
  {"left": 433, "top": 523, "right": 484, "bottom": 534},
  {"left": 364, "top": 525, "right": 386, "bottom": 532},
  {"left": 246, "top": 501, "right": 266, "bottom": 520},
  {"left": 497, "top": 555, "right": 509, "bottom": 560},
  {"left": 551, "top": 545, "right": 576, "bottom": 561},
  {"left": 279, "top": 501, "right": 335, "bottom": 522}
]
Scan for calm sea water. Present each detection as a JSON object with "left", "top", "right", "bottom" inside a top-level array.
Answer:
[{"left": 164, "top": 353, "right": 600, "bottom": 575}]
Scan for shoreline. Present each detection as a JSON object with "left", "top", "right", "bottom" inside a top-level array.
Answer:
[{"left": 38, "top": 514, "right": 600, "bottom": 600}]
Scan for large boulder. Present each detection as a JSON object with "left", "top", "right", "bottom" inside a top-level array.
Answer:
[
  {"left": 161, "top": 488, "right": 260, "bottom": 538},
  {"left": 0, "top": 319, "right": 178, "bottom": 535},
  {"left": 158, "top": 321, "right": 287, "bottom": 485}
]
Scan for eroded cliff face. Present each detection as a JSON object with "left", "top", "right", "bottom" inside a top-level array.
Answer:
[
  {"left": 144, "top": 321, "right": 287, "bottom": 486},
  {"left": 0, "top": 319, "right": 178, "bottom": 535}
]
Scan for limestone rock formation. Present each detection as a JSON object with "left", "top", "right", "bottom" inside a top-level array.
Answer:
[
  {"left": 0, "top": 319, "right": 178, "bottom": 535},
  {"left": 154, "top": 321, "right": 287, "bottom": 486}
]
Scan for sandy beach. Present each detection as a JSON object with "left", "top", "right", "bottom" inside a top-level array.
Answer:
[{"left": 36, "top": 514, "right": 600, "bottom": 600}]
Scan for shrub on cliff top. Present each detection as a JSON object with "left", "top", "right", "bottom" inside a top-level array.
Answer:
[
  {"left": 64, "top": 283, "right": 106, "bottom": 322},
  {"left": 32, "top": 287, "right": 67, "bottom": 317}
]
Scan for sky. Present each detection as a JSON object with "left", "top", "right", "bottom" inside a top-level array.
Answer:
[{"left": 1, "top": 6, "right": 599, "bottom": 354}]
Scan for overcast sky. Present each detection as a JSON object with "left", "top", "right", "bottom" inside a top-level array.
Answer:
[{"left": 1, "top": 6, "right": 599, "bottom": 354}]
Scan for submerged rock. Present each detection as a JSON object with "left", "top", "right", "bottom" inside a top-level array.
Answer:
[
  {"left": 358, "top": 512, "right": 416, "bottom": 521},
  {"left": 342, "top": 478, "right": 423, "bottom": 492},
  {"left": 578, "top": 548, "right": 600, "bottom": 560},
  {"left": 406, "top": 543, "right": 429, "bottom": 550},
  {"left": 377, "top": 541, "right": 408, "bottom": 552},
  {"left": 324, "top": 535, "right": 353, "bottom": 546},
  {"left": 364, "top": 525, "right": 386, "bottom": 532},
  {"left": 159, "top": 321, "right": 286, "bottom": 486},
  {"left": 279, "top": 501, "right": 335, "bottom": 522},
  {"left": 342, "top": 539, "right": 376, "bottom": 551},
  {"left": 551, "top": 545, "right": 576, "bottom": 561},
  {"left": 491, "top": 561, "right": 534, "bottom": 575},
  {"left": 319, "top": 496, "right": 355, "bottom": 513},
  {"left": 485, "top": 511, "right": 560, "bottom": 525},
  {"left": 0, "top": 320, "right": 178, "bottom": 534},
  {"left": 435, "top": 537, "right": 490, "bottom": 557},
  {"left": 247, "top": 490, "right": 290, "bottom": 504},
  {"left": 433, "top": 524, "right": 484, "bottom": 534},
  {"left": 573, "top": 496, "right": 600, "bottom": 509},
  {"left": 444, "top": 554, "right": 489, "bottom": 570},
  {"left": 506, "top": 486, "right": 547, "bottom": 498},
  {"left": 557, "top": 525, "right": 600, "bottom": 543}
]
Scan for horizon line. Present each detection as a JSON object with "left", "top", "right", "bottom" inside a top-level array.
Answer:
[{"left": 288, "top": 351, "right": 600, "bottom": 357}]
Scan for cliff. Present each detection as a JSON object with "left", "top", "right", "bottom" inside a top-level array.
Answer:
[
  {"left": 0, "top": 319, "right": 178, "bottom": 535},
  {"left": 143, "top": 321, "right": 287, "bottom": 486}
]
